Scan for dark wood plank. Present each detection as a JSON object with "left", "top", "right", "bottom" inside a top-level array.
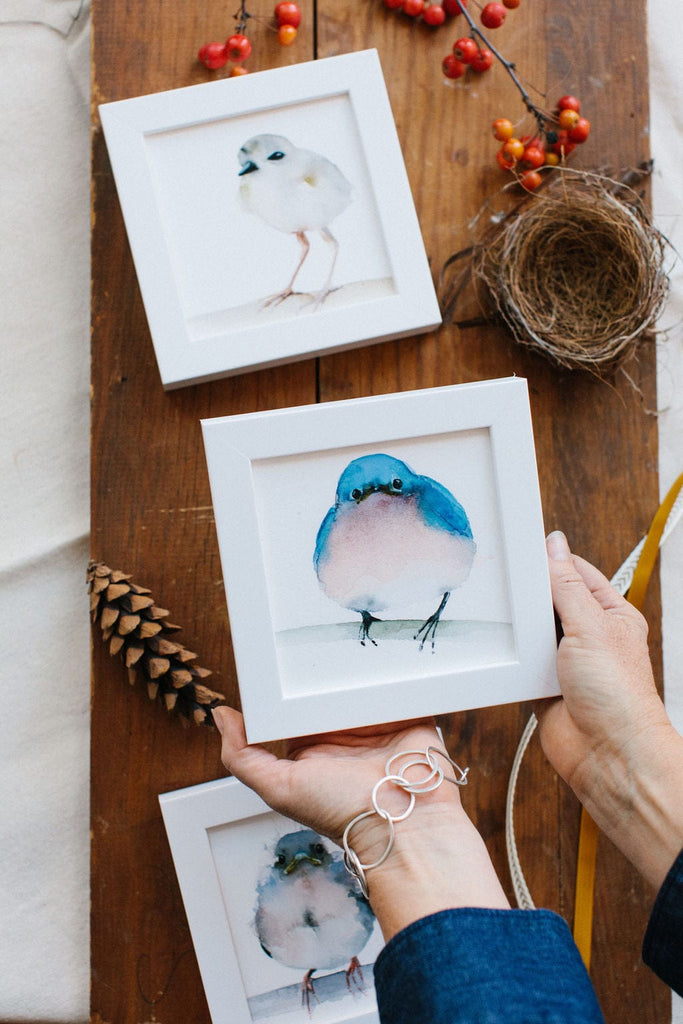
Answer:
[
  {"left": 90, "top": 4, "right": 318, "bottom": 1020},
  {"left": 91, "top": 0, "right": 666, "bottom": 1020}
]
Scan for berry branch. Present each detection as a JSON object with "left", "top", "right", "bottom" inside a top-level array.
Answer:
[
  {"left": 449, "top": 0, "right": 548, "bottom": 134},
  {"left": 380, "top": 0, "right": 591, "bottom": 190},
  {"left": 197, "top": 2, "right": 302, "bottom": 73}
]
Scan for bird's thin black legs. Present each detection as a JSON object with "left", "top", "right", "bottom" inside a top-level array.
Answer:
[
  {"left": 359, "top": 610, "right": 380, "bottom": 646},
  {"left": 414, "top": 591, "right": 451, "bottom": 652}
]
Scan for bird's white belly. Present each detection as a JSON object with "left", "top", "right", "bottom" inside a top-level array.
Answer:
[
  {"left": 256, "top": 871, "right": 371, "bottom": 970},
  {"left": 317, "top": 494, "right": 475, "bottom": 614},
  {"left": 240, "top": 172, "right": 349, "bottom": 234}
]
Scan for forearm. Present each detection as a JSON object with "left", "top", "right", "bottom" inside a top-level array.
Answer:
[
  {"left": 570, "top": 719, "right": 683, "bottom": 891},
  {"left": 346, "top": 791, "right": 509, "bottom": 941}
]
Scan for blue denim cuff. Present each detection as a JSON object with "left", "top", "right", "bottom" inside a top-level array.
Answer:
[{"left": 374, "top": 907, "right": 604, "bottom": 1023}]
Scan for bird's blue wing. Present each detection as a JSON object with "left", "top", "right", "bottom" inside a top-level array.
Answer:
[
  {"left": 329, "top": 858, "right": 375, "bottom": 920},
  {"left": 417, "top": 476, "right": 473, "bottom": 538},
  {"left": 313, "top": 506, "right": 336, "bottom": 571}
]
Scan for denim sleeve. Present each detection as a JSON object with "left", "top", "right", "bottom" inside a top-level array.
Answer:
[
  {"left": 642, "top": 847, "right": 683, "bottom": 996},
  {"left": 373, "top": 907, "right": 605, "bottom": 1024}
]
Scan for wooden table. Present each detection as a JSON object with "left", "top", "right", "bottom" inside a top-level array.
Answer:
[{"left": 91, "top": 1, "right": 667, "bottom": 1020}]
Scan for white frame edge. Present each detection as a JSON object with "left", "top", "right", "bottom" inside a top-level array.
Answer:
[
  {"left": 202, "top": 377, "right": 558, "bottom": 744},
  {"left": 99, "top": 50, "right": 440, "bottom": 389},
  {"left": 159, "top": 776, "right": 381, "bottom": 1024}
]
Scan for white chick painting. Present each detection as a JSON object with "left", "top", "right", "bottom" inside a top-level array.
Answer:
[{"left": 237, "top": 133, "right": 353, "bottom": 309}]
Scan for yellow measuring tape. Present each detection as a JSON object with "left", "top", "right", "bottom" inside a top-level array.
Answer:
[{"left": 573, "top": 471, "right": 683, "bottom": 969}]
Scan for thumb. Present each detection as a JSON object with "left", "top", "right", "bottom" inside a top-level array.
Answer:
[{"left": 546, "top": 531, "right": 618, "bottom": 635}]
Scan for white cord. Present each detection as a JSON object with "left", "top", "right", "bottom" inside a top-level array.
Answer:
[{"left": 505, "top": 490, "right": 683, "bottom": 909}]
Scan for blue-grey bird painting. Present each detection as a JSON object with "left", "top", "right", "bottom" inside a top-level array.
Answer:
[
  {"left": 255, "top": 829, "right": 375, "bottom": 1009},
  {"left": 313, "top": 453, "right": 476, "bottom": 650},
  {"left": 237, "top": 133, "right": 353, "bottom": 307}
]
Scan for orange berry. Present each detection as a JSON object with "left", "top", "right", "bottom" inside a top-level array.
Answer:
[
  {"left": 492, "top": 117, "right": 514, "bottom": 141},
  {"left": 230, "top": 65, "right": 249, "bottom": 76},
  {"left": 502, "top": 137, "right": 524, "bottom": 161},
  {"left": 544, "top": 151, "right": 560, "bottom": 166},
  {"left": 558, "top": 108, "right": 580, "bottom": 130},
  {"left": 278, "top": 23, "right": 297, "bottom": 44}
]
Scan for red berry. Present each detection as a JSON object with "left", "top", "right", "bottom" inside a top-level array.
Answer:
[
  {"left": 492, "top": 117, "right": 514, "bottom": 140},
  {"left": 453, "top": 36, "right": 478, "bottom": 62},
  {"left": 520, "top": 169, "right": 543, "bottom": 191},
  {"left": 423, "top": 3, "right": 446, "bottom": 24},
  {"left": 384, "top": 0, "right": 404, "bottom": 7},
  {"left": 403, "top": 0, "right": 425, "bottom": 14},
  {"left": 557, "top": 94, "right": 581, "bottom": 113},
  {"left": 503, "top": 0, "right": 520, "bottom": 7},
  {"left": 225, "top": 33, "right": 252, "bottom": 62},
  {"left": 442, "top": 53, "right": 467, "bottom": 78},
  {"left": 480, "top": 2, "right": 506, "bottom": 28},
  {"left": 521, "top": 144, "right": 545, "bottom": 169},
  {"left": 550, "top": 130, "right": 576, "bottom": 157},
  {"left": 496, "top": 148, "right": 515, "bottom": 170},
  {"left": 277, "top": 23, "right": 297, "bottom": 43},
  {"left": 470, "top": 47, "right": 494, "bottom": 72},
  {"left": 275, "top": 1, "right": 301, "bottom": 26},
  {"left": 568, "top": 116, "right": 590, "bottom": 143},
  {"left": 443, "top": 0, "right": 467, "bottom": 13},
  {"left": 198, "top": 42, "right": 229, "bottom": 69}
]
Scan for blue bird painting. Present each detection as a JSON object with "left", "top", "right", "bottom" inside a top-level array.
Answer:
[
  {"left": 313, "top": 453, "right": 476, "bottom": 650},
  {"left": 255, "top": 829, "right": 375, "bottom": 1009}
]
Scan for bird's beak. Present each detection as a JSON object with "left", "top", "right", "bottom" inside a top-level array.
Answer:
[
  {"left": 358, "top": 484, "right": 393, "bottom": 502},
  {"left": 284, "top": 851, "right": 323, "bottom": 874},
  {"left": 238, "top": 160, "right": 258, "bottom": 176}
]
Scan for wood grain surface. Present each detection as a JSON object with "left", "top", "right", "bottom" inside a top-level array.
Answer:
[{"left": 91, "top": 0, "right": 667, "bottom": 1020}]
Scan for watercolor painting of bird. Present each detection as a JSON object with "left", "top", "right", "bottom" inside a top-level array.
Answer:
[
  {"left": 255, "top": 829, "right": 375, "bottom": 1010},
  {"left": 237, "top": 133, "right": 353, "bottom": 308},
  {"left": 313, "top": 453, "right": 476, "bottom": 650}
]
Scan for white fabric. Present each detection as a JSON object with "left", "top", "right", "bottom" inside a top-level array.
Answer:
[
  {"left": 0, "top": 1, "right": 680, "bottom": 1020},
  {"left": 0, "top": 4, "right": 91, "bottom": 1020}
]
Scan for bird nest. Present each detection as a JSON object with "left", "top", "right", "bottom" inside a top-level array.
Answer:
[{"left": 442, "top": 167, "right": 671, "bottom": 372}]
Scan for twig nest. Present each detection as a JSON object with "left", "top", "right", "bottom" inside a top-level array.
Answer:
[{"left": 450, "top": 168, "right": 671, "bottom": 372}]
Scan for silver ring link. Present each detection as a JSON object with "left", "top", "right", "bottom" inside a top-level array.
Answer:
[{"left": 341, "top": 743, "right": 470, "bottom": 896}]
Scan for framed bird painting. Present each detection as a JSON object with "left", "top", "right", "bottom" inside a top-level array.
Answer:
[
  {"left": 98, "top": 49, "right": 440, "bottom": 389},
  {"left": 201, "top": 377, "right": 560, "bottom": 744},
  {"left": 159, "top": 775, "right": 384, "bottom": 1024}
]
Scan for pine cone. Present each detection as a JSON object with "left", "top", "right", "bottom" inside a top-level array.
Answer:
[{"left": 87, "top": 561, "right": 225, "bottom": 726}]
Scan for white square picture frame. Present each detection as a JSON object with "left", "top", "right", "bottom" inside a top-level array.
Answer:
[
  {"left": 201, "top": 377, "right": 559, "bottom": 743},
  {"left": 159, "top": 776, "right": 383, "bottom": 1024},
  {"left": 99, "top": 49, "right": 440, "bottom": 389}
]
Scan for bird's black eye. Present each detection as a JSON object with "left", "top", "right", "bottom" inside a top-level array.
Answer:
[
  {"left": 275, "top": 853, "right": 286, "bottom": 867},
  {"left": 351, "top": 488, "right": 362, "bottom": 501},
  {"left": 392, "top": 478, "right": 403, "bottom": 490},
  {"left": 312, "top": 842, "right": 326, "bottom": 857},
  {"left": 267, "top": 150, "right": 285, "bottom": 161}
]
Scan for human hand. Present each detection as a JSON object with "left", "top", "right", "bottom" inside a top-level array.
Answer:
[
  {"left": 538, "top": 531, "right": 683, "bottom": 888},
  {"left": 211, "top": 710, "right": 456, "bottom": 857},
  {"left": 212, "top": 707, "right": 509, "bottom": 938}
]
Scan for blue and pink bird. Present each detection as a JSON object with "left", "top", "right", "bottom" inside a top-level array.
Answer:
[{"left": 314, "top": 453, "right": 476, "bottom": 650}]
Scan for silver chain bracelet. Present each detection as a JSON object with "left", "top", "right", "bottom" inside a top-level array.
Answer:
[{"left": 341, "top": 745, "right": 470, "bottom": 898}]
